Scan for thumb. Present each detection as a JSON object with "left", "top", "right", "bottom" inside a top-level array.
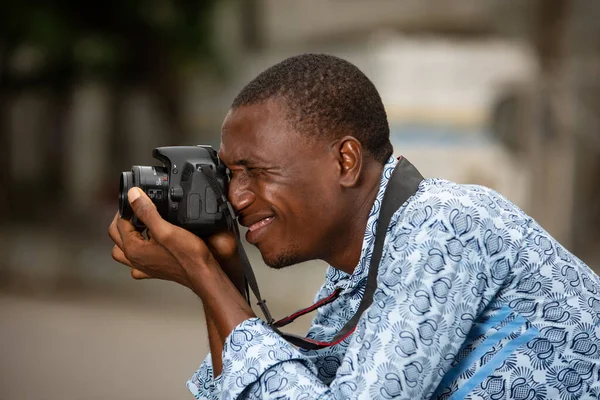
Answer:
[{"left": 128, "top": 187, "right": 172, "bottom": 243}]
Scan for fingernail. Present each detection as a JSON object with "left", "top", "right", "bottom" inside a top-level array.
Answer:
[{"left": 128, "top": 187, "right": 141, "bottom": 203}]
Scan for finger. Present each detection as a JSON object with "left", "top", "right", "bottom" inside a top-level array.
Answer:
[
  {"left": 108, "top": 211, "right": 124, "bottom": 249},
  {"left": 127, "top": 188, "right": 174, "bottom": 244},
  {"left": 205, "top": 230, "right": 238, "bottom": 263},
  {"left": 127, "top": 188, "right": 214, "bottom": 270},
  {"left": 116, "top": 214, "right": 145, "bottom": 252},
  {"left": 131, "top": 268, "right": 152, "bottom": 280},
  {"left": 112, "top": 245, "right": 134, "bottom": 267},
  {"left": 112, "top": 245, "right": 153, "bottom": 280},
  {"left": 205, "top": 230, "right": 236, "bottom": 249}
]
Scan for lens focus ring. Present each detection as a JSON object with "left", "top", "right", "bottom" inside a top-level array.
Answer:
[{"left": 119, "top": 171, "right": 134, "bottom": 219}]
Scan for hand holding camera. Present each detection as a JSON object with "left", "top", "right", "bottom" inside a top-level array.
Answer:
[
  {"left": 109, "top": 144, "right": 275, "bottom": 367},
  {"left": 109, "top": 145, "right": 245, "bottom": 291},
  {"left": 109, "top": 187, "right": 219, "bottom": 289}
]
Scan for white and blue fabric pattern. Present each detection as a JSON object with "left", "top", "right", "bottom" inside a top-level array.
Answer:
[{"left": 187, "top": 156, "right": 600, "bottom": 399}]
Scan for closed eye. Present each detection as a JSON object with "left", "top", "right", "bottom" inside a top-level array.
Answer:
[
  {"left": 245, "top": 167, "right": 264, "bottom": 177},
  {"left": 229, "top": 166, "right": 260, "bottom": 180}
]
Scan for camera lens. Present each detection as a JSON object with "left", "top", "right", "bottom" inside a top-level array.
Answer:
[
  {"left": 118, "top": 166, "right": 169, "bottom": 222},
  {"left": 119, "top": 171, "right": 134, "bottom": 219}
]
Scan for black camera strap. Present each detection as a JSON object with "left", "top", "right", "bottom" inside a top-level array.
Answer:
[
  {"left": 200, "top": 166, "right": 274, "bottom": 323},
  {"left": 203, "top": 157, "right": 423, "bottom": 350}
]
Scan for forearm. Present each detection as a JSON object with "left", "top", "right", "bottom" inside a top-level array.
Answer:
[
  {"left": 195, "top": 258, "right": 251, "bottom": 377},
  {"left": 203, "top": 304, "right": 224, "bottom": 377}
]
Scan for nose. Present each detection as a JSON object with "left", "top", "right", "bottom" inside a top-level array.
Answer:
[{"left": 228, "top": 176, "right": 255, "bottom": 214}]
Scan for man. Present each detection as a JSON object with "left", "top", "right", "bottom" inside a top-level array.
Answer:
[{"left": 109, "top": 54, "right": 600, "bottom": 399}]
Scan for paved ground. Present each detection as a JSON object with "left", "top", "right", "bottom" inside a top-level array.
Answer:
[
  {"left": 1, "top": 237, "right": 327, "bottom": 400},
  {"left": 1, "top": 291, "right": 207, "bottom": 400}
]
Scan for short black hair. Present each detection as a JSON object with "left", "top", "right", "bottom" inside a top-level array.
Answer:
[{"left": 232, "top": 54, "right": 393, "bottom": 164}]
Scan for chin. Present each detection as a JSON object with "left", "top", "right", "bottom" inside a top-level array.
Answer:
[
  {"left": 261, "top": 253, "right": 297, "bottom": 270},
  {"left": 260, "top": 245, "right": 304, "bottom": 270}
]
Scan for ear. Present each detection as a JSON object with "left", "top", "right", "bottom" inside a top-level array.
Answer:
[{"left": 331, "top": 136, "right": 363, "bottom": 188}]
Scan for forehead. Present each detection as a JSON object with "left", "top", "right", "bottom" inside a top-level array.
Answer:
[{"left": 219, "top": 100, "right": 307, "bottom": 165}]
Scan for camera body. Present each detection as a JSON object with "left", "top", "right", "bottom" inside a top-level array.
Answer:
[{"left": 119, "top": 146, "right": 230, "bottom": 236}]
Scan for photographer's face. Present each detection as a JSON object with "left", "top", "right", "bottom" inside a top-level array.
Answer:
[{"left": 219, "top": 100, "right": 342, "bottom": 268}]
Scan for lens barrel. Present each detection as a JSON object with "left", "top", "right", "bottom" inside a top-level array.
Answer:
[
  {"left": 119, "top": 171, "right": 134, "bottom": 219},
  {"left": 118, "top": 166, "right": 169, "bottom": 223}
]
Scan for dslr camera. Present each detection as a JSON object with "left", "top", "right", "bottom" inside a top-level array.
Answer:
[{"left": 119, "top": 146, "right": 231, "bottom": 236}]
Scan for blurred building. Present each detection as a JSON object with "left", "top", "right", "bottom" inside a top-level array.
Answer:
[
  {"left": 3, "top": 0, "right": 600, "bottom": 284},
  {"left": 202, "top": 0, "right": 600, "bottom": 262}
]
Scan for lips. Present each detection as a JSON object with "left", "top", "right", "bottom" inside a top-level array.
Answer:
[
  {"left": 242, "top": 215, "right": 275, "bottom": 244},
  {"left": 248, "top": 216, "right": 274, "bottom": 232}
]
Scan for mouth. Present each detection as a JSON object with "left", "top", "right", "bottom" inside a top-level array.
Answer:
[
  {"left": 248, "top": 216, "right": 274, "bottom": 232},
  {"left": 244, "top": 216, "right": 275, "bottom": 244}
]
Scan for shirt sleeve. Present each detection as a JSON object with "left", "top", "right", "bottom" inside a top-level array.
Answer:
[
  {"left": 187, "top": 353, "right": 223, "bottom": 400},
  {"left": 218, "top": 318, "right": 331, "bottom": 399}
]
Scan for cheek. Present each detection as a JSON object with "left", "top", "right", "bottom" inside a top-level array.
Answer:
[
  {"left": 286, "top": 192, "right": 335, "bottom": 233},
  {"left": 262, "top": 175, "right": 335, "bottom": 226}
]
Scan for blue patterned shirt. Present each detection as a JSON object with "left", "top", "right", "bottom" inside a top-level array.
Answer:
[{"left": 187, "top": 157, "right": 600, "bottom": 399}]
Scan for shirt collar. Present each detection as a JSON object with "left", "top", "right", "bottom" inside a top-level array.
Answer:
[{"left": 324, "top": 155, "right": 398, "bottom": 289}]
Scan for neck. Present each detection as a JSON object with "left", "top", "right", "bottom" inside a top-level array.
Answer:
[{"left": 325, "top": 162, "right": 384, "bottom": 275}]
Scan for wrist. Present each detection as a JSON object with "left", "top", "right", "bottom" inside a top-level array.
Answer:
[
  {"left": 213, "top": 258, "right": 246, "bottom": 295},
  {"left": 184, "top": 258, "right": 244, "bottom": 296},
  {"left": 183, "top": 258, "right": 214, "bottom": 290}
]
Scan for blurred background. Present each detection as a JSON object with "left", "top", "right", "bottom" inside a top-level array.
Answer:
[{"left": 1, "top": 0, "right": 599, "bottom": 398}]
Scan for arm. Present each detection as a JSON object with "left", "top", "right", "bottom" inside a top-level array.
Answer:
[
  {"left": 188, "top": 266, "right": 245, "bottom": 397},
  {"left": 109, "top": 189, "right": 251, "bottom": 398},
  {"left": 186, "top": 247, "right": 247, "bottom": 399},
  {"left": 203, "top": 233, "right": 248, "bottom": 377},
  {"left": 108, "top": 190, "right": 331, "bottom": 398},
  {"left": 204, "top": 306, "right": 224, "bottom": 376}
]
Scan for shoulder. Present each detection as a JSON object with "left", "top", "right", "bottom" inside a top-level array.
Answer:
[
  {"left": 391, "top": 178, "right": 533, "bottom": 240},
  {"left": 381, "top": 179, "right": 534, "bottom": 283},
  {"left": 375, "top": 179, "right": 533, "bottom": 312}
]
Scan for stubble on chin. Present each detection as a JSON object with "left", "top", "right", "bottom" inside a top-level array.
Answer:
[{"left": 261, "top": 245, "right": 303, "bottom": 270}]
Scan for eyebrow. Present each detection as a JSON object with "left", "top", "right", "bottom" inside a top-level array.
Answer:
[
  {"left": 226, "top": 158, "right": 253, "bottom": 168},
  {"left": 218, "top": 149, "right": 249, "bottom": 167},
  {"left": 220, "top": 150, "right": 269, "bottom": 168}
]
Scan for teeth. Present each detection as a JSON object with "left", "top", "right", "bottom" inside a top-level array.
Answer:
[{"left": 249, "top": 217, "right": 273, "bottom": 232}]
